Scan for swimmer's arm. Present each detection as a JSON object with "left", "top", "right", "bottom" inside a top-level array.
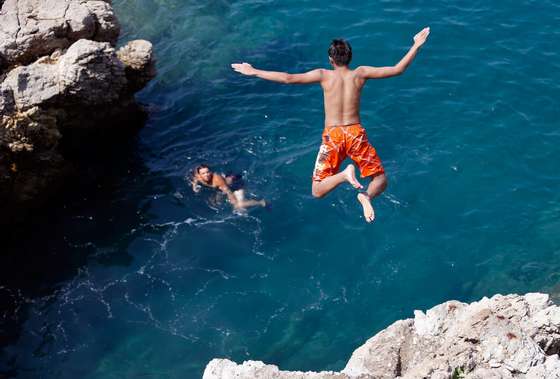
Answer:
[
  {"left": 215, "top": 176, "right": 241, "bottom": 208},
  {"left": 231, "top": 63, "right": 323, "bottom": 84},
  {"left": 357, "top": 27, "right": 430, "bottom": 79},
  {"left": 191, "top": 178, "right": 202, "bottom": 193},
  {"left": 189, "top": 173, "right": 203, "bottom": 193}
]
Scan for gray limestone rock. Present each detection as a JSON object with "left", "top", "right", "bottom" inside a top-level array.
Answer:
[
  {"left": 83, "top": 0, "right": 120, "bottom": 44},
  {"left": 58, "top": 39, "right": 126, "bottom": 104},
  {"left": 203, "top": 359, "right": 366, "bottom": 379},
  {"left": 0, "top": 0, "right": 154, "bottom": 222},
  {"left": 2, "top": 60, "right": 59, "bottom": 110},
  {"left": 0, "top": 39, "right": 130, "bottom": 111},
  {"left": 204, "top": 294, "right": 560, "bottom": 379},
  {"left": 66, "top": 1, "right": 97, "bottom": 41},
  {"left": 117, "top": 39, "right": 156, "bottom": 93},
  {"left": 0, "top": 0, "right": 120, "bottom": 67}
]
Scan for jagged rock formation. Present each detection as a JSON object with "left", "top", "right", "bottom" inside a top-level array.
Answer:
[
  {"left": 0, "top": 0, "right": 120, "bottom": 67},
  {"left": 0, "top": 0, "right": 155, "bottom": 222},
  {"left": 204, "top": 293, "right": 560, "bottom": 379}
]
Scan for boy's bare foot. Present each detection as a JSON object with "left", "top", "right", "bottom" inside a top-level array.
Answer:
[
  {"left": 357, "top": 192, "right": 375, "bottom": 223},
  {"left": 343, "top": 165, "right": 363, "bottom": 189},
  {"left": 260, "top": 200, "right": 267, "bottom": 207}
]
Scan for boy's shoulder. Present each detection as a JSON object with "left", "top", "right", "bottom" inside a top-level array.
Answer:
[{"left": 212, "top": 173, "right": 227, "bottom": 186}]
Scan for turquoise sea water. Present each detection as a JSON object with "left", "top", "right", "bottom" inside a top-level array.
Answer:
[{"left": 2, "top": 1, "right": 560, "bottom": 378}]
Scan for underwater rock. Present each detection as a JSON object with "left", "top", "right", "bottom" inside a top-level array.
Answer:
[{"left": 204, "top": 293, "right": 560, "bottom": 379}]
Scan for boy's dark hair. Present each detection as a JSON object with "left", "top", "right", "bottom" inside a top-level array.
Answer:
[
  {"left": 196, "top": 164, "right": 210, "bottom": 174},
  {"left": 328, "top": 39, "right": 352, "bottom": 66}
]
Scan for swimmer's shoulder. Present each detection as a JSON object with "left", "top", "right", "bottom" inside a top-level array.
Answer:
[{"left": 212, "top": 173, "right": 227, "bottom": 187}]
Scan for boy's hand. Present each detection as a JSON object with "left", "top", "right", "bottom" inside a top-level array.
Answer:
[
  {"left": 231, "top": 62, "right": 256, "bottom": 76},
  {"left": 413, "top": 27, "right": 430, "bottom": 48}
]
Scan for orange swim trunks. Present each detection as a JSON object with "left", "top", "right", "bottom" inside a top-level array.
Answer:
[{"left": 312, "top": 123, "right": 384, "bottom": 181}]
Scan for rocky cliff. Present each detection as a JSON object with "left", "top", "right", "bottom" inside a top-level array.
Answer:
[
  {"left": 204, "top": 293, "right": 560, "bottom": 379},
  {"left": 0, "top": 0, "right": 155, "bottom": 222}
]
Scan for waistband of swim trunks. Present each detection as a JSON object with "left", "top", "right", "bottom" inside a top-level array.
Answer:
[
  {"left": 324, "top": 122, "right": 362, "bottom": 130},
  {"left": 323, "top": 122, "right": 363, "bottom": 133}
]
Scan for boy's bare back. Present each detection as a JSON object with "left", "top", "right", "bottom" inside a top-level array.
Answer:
[{"left": 320, "top": 67, "right": 365, "bottom": 127}]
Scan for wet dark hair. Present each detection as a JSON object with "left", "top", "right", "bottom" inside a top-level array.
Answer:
[
  {"left": 196, "top": 164, "right": 210, "bottom": 174},
  {"left": 328, "top": 39, "right": 352, "bottom": 66}
]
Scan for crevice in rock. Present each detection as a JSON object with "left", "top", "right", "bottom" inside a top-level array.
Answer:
[
  {"left": 464, "top": 337, "right": 479, "bottom": 344},
  {"left": 87, "top": 4, "right": 101, "bottom": 43},
  {"left": 395, "top": 348, "right": 403, "bottom": 377},
  {"left": 541, "top": 339, "right": 560, "bottom": 356},
  {"left": 14, "top": 0, "right": 22, "bottom": 44},
  {"left": 63, "top": 1, "right": 70, "bottom": 20}
]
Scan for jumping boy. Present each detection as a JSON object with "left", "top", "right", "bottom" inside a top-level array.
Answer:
[{"left": 232, "top": 27, "right": 430, "bottom": 222}]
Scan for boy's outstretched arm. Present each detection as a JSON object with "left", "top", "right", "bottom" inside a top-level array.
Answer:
[
  {"left": 357, "top": 27, "right": 430, "bottom": 79},
  {"left": 231, "top": 63, "right": 323, "bottom": 84}
]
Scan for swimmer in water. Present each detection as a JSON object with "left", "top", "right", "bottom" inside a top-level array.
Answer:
[
  {"left": 191, "top": 164, "right": 267, "bottom": 210},
  {"left": 232, "top": 28, "right": 430, "bottom": 222}
]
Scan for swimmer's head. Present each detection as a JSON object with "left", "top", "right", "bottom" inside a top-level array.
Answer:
[
  {"left": 328, "top": 39, "right": 352, "bottom": 67},
  {"left": 195, "top": 164, "right": 212, "bottom": 182}
]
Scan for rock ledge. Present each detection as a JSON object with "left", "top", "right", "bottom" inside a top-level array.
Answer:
[{"left": 204, "top": 293, "right": 560, "bottom": 379}]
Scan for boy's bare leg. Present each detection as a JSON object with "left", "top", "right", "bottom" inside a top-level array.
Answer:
[
  {"left": 238, "top": 199, "right": 266, "bottom": 208},
  {"left": 234, "top": 190, "right": 267, "bottom": 209},
  {"left": 357, "top": 174, "right": 388, "bottom": 223},
  {"left": 312, "top": 164, "right": 363, "bottom": 198}
]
